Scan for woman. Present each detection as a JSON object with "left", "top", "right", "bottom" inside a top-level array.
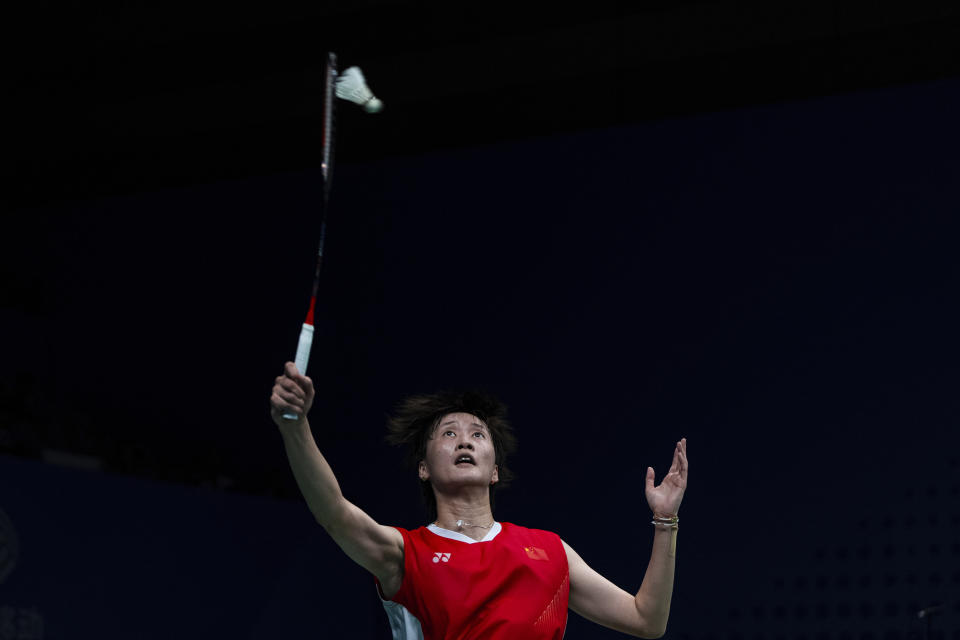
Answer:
[{"left": 271, "top": 362, "right": 688, "bottom": 639}]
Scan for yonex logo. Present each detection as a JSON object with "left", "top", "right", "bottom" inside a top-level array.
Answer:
[{"left": 432, "top": 552, "right": 451, "bottom": 563}]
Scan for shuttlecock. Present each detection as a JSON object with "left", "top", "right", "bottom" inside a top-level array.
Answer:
[{"left": 335, "top": 66, "right": 384, "bottom": 113}]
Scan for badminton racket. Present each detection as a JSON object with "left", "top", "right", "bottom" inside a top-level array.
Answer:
[
  {"left": 281, "top": 51, "right": 337, "bottom": 420},
  {"left": 282, "top": 54, "right": 383, "bottom": 420}
]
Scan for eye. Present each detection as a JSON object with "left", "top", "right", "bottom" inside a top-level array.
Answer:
[
  {"left": 473, "top": 431, "right": 485, "bottom": 439},
  {"left": 444, "top": 430, "right": 456, "bottom": 437}
]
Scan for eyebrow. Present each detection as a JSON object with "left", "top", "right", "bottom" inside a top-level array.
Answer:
[{"left": 439, "top": 419, "right": 488, "bottom": 431}]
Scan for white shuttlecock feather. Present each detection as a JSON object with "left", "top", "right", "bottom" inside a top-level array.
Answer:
[{"left": 335, "top": 66, "right": 383, "bottom": 113}]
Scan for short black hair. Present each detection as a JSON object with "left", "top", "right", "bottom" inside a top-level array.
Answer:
[{"left": 386, "top": 390, "right": 517, "bottom": 521}]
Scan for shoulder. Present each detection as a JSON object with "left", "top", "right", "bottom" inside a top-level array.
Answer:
[
  {"left": 500, "top": 523, "right": 565, "bottom": 554},
  {"left": 378, "top": 525, "right": 419, "bottom": 601},
  {"left": 393, "top": 525, "right": 436, "bottom": 550},
  {"left": 500, "top": 522, "right": 561, "bottom": 540}
]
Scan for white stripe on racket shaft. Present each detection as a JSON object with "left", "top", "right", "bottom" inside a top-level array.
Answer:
[{"left": 282, "top": 322, "right": 314, "bottom": 420}]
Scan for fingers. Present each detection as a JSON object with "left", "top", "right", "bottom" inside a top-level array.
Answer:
[
  {"left": 645, "top": 466, "right": 655, "bottom": 492},
  {"left": 270, "top": 390, "right": 304, "bottom": 414},
  {"left": 270, "top": 374, "right": 305, "bottom": 409},
  {"left": 668, "top": 440, "right": 681, "bottom": 473},
  {"left": 271, "top": 362, "right": 314, "bottom": 417},
  {"left": 680, "top": 437, "right": 687, "bottom": 467},
  {"left": 282, "top": 361, "right": 314, "bottom": 396},
  {"left": 274, "top": 373, "right": 305, "bottom": 397},
  {"left": 662, "top": 438, "right": 688, "bottom": 487},
  {"left": 677, "top": 437, "right": 688, "bottom": 481},
  {"left": 273, "top": 386, "right": 305, "bottom": 408}
]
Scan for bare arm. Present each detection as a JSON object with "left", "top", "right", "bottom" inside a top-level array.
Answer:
[
  {"left": 564, "top": 526, "right": 677, "bottom": 638},
  {"left": 271, "top": 362, "right": 404, "bottom": 595},
  {"left": 565, "top": 438, "right": 688, "bottom": 638}
]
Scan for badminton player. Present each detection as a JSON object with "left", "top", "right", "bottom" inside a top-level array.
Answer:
[{"left": 270, "top": 361, "right": 688, "bottom": 639}]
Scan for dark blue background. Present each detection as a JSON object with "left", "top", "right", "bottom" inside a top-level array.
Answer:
[{"left": 2, "top": 76, "right": 958, "bottom": 638}]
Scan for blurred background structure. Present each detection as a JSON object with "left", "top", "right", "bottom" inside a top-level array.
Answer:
[{"left": 2, "top": 1, "right": 959, "bottom": 638}]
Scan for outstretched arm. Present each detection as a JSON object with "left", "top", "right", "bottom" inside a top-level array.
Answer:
[
  {"left": 270, "top": 362, "right": 405, "bottom": 595},
  {"left": 565, "top": 438, "right": 688, "bottom": 638}
]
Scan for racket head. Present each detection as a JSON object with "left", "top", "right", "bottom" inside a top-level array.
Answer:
[{"left": 321, "top": 51, "right": 337, "bottom": 197}]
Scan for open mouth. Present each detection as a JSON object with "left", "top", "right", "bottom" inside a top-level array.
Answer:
[{"left": 455, "top": 454, "right": 476, "bottom": 466}]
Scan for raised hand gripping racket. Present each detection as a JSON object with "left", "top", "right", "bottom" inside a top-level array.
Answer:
[{"left": 282, "top": 53, "right": 383, "bottom": 420}]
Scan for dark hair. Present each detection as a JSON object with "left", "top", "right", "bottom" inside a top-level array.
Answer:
[{"left": 386, "top": 390, "right": 517, "bottom": 521}]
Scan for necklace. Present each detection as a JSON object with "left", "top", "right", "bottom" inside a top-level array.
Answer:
[{"left": 434, "top": 519, "right": 495, "bottom": 531}]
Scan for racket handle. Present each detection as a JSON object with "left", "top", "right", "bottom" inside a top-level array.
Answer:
[{"left": 282, "top": 323, "right": 315, "bottom": 421}]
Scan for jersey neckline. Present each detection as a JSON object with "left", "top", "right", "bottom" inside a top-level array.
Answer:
[{"left": 425, "top": 521, "right": 503, "bottom": 544}]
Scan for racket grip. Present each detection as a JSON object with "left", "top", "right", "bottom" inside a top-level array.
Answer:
[{"left": 282, "top": 323, "right": 315, "bottom": 421}]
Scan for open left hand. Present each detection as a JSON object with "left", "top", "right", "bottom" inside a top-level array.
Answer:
[{"left": 644, "top": 438, "right": 688, "bottom": 516}]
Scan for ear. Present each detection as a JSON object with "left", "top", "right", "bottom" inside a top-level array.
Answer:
[
  {"left": 491, "top": 465, "right": 499, "bottom": 486},
  {"left": 419, "top": 460, "right": 429, "bottom": 481}
]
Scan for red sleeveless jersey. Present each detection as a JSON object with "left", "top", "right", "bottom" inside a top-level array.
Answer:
[{"left": 385, "top": 522, "right": 569, "bottom": 639}]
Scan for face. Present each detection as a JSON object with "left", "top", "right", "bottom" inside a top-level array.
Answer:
[{"left": 419, "top": 412, "right": 499, "bottom": 491}]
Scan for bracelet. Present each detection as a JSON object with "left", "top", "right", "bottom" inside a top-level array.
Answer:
[{"left": 651, "top": 514, "right": 679, "bottom": 529}]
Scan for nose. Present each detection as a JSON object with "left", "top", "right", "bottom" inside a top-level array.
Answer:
[{"left": 456, "top": 439, "right": 474, "bottom": 450}]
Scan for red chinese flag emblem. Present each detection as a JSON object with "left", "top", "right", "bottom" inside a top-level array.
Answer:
[{"left": 524, "top": 546, "right": 550, "bottom": 561}]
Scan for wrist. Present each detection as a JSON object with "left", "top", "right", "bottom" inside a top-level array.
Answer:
[
  {"left": 651, "top": 513, "right": 679, "bottom": 530},
  {"left": 278, "top": 417, "right": 312, "bottom": 441}
]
